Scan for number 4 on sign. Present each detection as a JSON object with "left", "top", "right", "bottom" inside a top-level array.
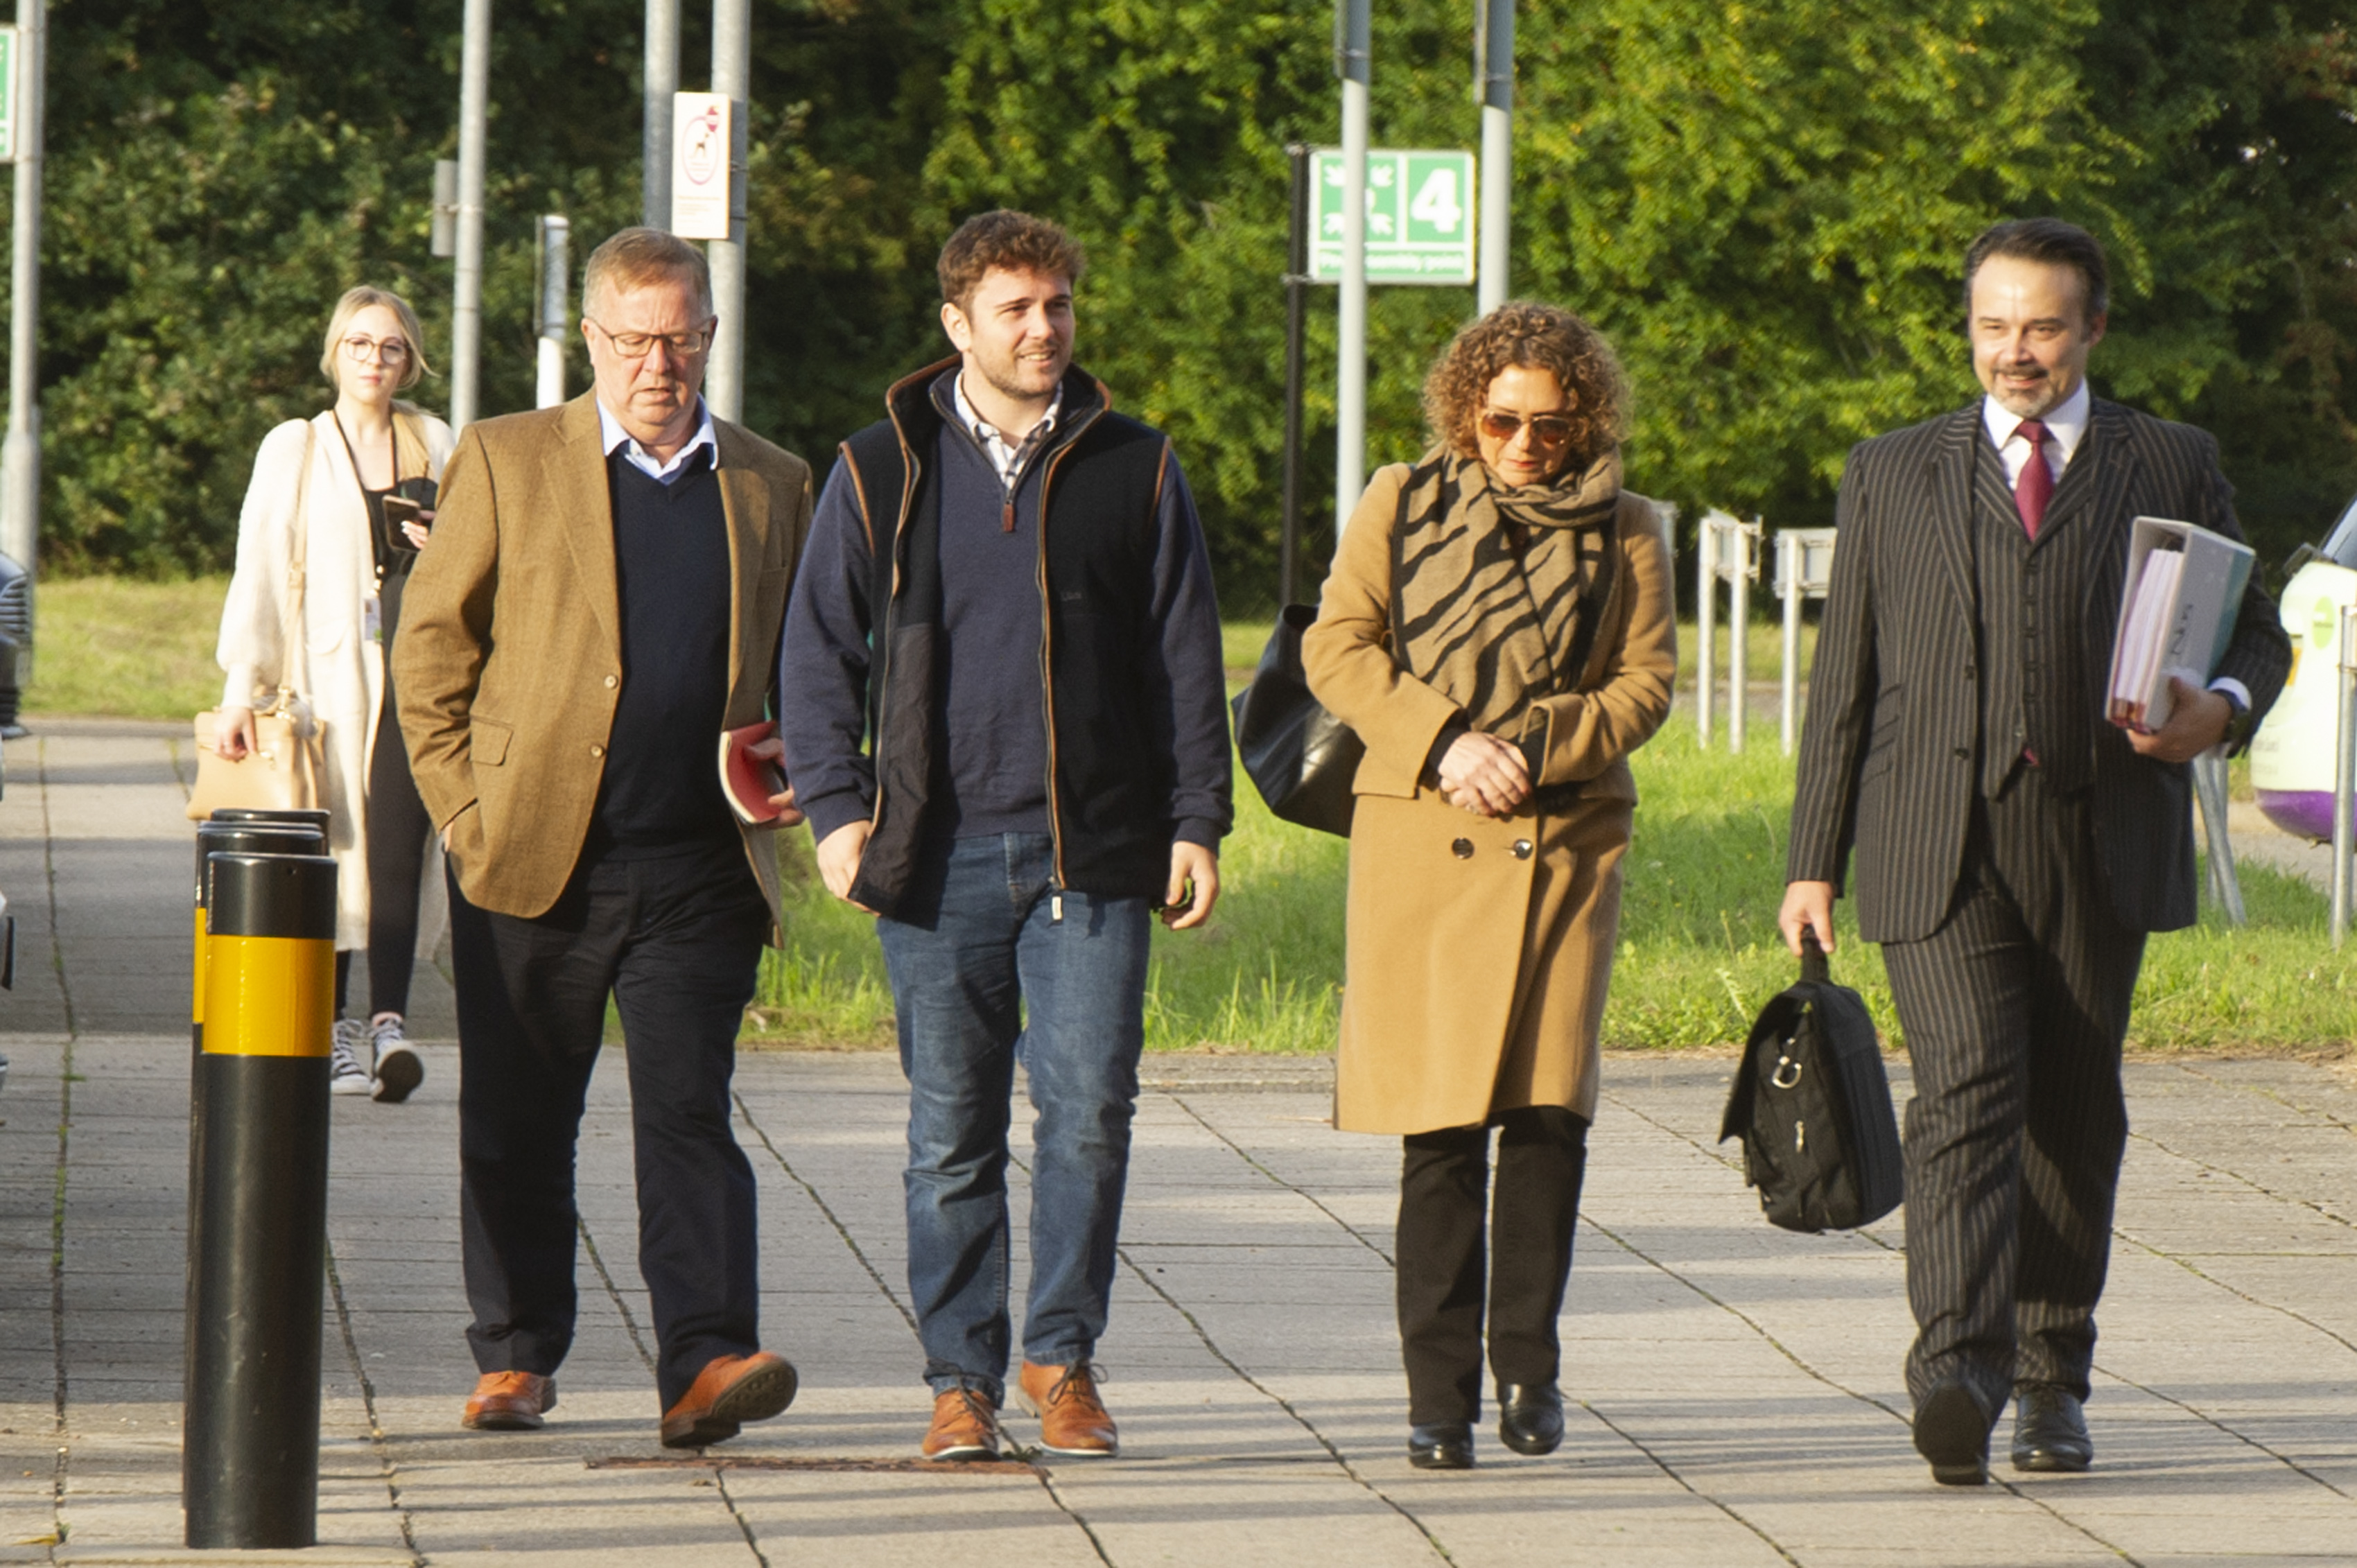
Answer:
[{"left": 1410, "top": 167, "right": 1462, "bottom": 234}]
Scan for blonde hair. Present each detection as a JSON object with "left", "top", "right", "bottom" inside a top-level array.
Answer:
[
  {"left": 320, "top": 286, "right": 432, "bottom": 392},
  {"left": 582, "top": 227, "right": 713, "bottom": 319}
]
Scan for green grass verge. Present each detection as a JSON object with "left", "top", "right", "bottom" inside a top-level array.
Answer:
[
  {"left": 25, "top": 575, "right": 229, "bottom": 720},
  {"left": 24, "top": 580, "right": 2333, "bottom": 1052},
  {"left": 754, "top": 708, "right": 2351, "bottom": 1054}
]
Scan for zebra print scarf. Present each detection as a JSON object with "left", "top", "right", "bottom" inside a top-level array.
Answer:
[{"left": 1390, "top": 446, "right": 1622, "bottom": 742}]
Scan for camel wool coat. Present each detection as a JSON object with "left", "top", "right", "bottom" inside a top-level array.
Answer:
[
  {"left": 217, "top": 410, "right": 458, "bottom": 952},
  {"left": 1303, "top": 463, "right": 1676, "bottom": 1135}
]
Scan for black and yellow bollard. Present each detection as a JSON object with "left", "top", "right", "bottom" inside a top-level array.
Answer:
[
  {"left": 185, "top": 819, "right": 327, "bottom": 1470},
  {"left": 191, "top": 817, "right": 327, "bottom": 1054},
  {"left": 183, "top": 850, "right": 337, "bottom": 1549}
]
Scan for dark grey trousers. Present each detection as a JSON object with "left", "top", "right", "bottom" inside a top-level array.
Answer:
[{"left": 1880, "top": 769, "right": 2146, "bottom": 1414}]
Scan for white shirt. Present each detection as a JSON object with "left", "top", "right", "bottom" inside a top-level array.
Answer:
[
  {"left": 1981, "top": 379, "right": 2249, "bottom": 714},
  {"left": 596, "top": 396, "right": 717, "bottom": 483},
  {"left": 1982, "top": 378, "right": 2089, "bottom": 488},
  {"left": 952, "top": 374, "right": 1060, "bottom": 484}
]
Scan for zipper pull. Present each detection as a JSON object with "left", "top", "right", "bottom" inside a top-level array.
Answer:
[
  {"left": 1002, "top": 494, "right": 1016, "bottom": 534},
  {"left": 1052, "top": 893, "right": 1065, "bottom": 923}
]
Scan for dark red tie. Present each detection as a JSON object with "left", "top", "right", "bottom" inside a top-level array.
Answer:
[{"left": 2013, "top": 419, "right": 2053, "bottom": 538}]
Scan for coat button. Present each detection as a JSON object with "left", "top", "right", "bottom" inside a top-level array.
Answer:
[
  {"left": 1452, "top": 838, "right": 1475, "bottom": 860},
  {"left": 589, "top": 744, "right": 605, "bottom": 758},
  {"left": 605, "top": 674, "right": 618, "bottom": 688},
  {"left": 1511, "top": 839, "right": 1533, "bottom": 860},
  {"left": 1952, "top": 746, "right": 1969, "bottom": 759}
]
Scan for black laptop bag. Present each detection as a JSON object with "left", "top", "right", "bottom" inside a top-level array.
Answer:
[{"left": 1719, "top": 933, "right": 1904, "bottom": 1233}]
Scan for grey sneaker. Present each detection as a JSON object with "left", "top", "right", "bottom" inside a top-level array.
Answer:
[
  {"left": 369, "top": 1014, "right": 423, "bottom": 1104},
  {"left": 329, "top": 1019, "right": 372, "bottom": 1096}
]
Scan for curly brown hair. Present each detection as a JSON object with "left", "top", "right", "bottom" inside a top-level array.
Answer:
[
  {"left": 937, "top": 210, "right": 1087, "bottom": 313},
  {"left": 1422, "top": 302, "right": 1629, "bottom": 468}
]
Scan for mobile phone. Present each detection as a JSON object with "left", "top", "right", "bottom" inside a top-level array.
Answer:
[{"left": 381, "top": 494, "right": 426, "bottom": 533}]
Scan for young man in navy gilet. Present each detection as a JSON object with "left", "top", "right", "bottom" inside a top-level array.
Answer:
[{"left": 779, "top": 210, "right": 1231, "bottom": 1460}]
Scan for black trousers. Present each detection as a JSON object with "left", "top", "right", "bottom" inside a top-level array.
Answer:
[
  {"left": 448, "top": 838, "right": 769, "bottom": 1409},
  {"left": 1880, "top": 771, "right": 2145, "bottom": 1413},
  {"left": 364, "top": 570, "right": 433, "bottom": 1019},
  {"left": 1395, "top": 1104, "right": 1589, "bottom": 1424}
]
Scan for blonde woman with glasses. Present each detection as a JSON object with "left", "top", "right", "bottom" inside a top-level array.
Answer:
[{"left": 214, "top": 286, "right": 457, "bottom": 1099}]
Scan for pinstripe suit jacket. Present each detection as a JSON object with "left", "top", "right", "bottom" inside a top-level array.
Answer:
[{"left": 1786, "top": 399, "right": 2291, "bottom": 943}]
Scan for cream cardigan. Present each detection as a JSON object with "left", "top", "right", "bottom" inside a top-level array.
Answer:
[{"left": 216, "top": 409, "right": 458, "bottom": 954}]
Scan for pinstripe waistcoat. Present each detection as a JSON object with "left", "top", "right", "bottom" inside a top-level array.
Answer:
[{"left": 1786, "top": 399, "right": 2291, "bottom": 943}]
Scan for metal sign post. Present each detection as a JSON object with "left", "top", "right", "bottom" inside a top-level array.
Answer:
[
  {"left": 643, "top": 0, "right": 680, "bottom": 228},
  {"left": 1696, "top": 509, "right": 1760, "bottom": 750},
  {"left": 449, "top": 0, "right": 491, "bottom": 431},
  {"left": 1774, "top": 527, "right": 1836, "bottom": 755},
  {"left": 1473, "top": 0, "right": 1513, "bottom": 314},
  {"left": 702, "top": 0, "right": 750, "bottom": 424},
  {"left": 534, "top": 216, "right": 570, "bottom": 410},
  {"left": 1333, "top": 0, "right": 1370, "bottom": 537},
  {"left": 1280, "top": 144, "right": 1310, "bottom": 608},
  {"left": 2334, "top": 604, "right": 2356, "bottom": 948},
  {"left": 0, "top": 1, "right": 43, "bottom": 683}
]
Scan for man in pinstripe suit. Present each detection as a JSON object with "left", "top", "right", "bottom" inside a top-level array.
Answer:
[{"left": 1779, "top": 219, "right": 2291, "bottom": 1486}]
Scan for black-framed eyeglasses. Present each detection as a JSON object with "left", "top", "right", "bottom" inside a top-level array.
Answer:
[
  {"left": 341, "top": 335, "right": 412, "bottom": 365},
  {"left": 586, "top": 317, "right": 715, "bottom": 360},
  {"left": 1478, "top": 408, "right": 1574, "bottom": 448}
]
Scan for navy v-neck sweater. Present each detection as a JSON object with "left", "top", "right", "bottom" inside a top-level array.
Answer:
[{"left": 589, "top": 451, "right": 737, "bottom": 857}]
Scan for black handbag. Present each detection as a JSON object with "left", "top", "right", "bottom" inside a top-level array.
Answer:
[
  {"left": 1230, "top": 604, "right": 1366, "bottom": 837},
  {"left": 1718, "top": 932, "right": 1904, "bottom": 1232}
]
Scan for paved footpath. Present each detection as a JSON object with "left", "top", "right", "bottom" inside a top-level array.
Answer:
[{"left": 0, "top": 723, "right": 2351, "bottom": 1567}]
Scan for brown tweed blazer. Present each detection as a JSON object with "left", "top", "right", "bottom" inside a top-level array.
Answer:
[{"left": 392, "top": 392, "right": 815, "bottom": 934}]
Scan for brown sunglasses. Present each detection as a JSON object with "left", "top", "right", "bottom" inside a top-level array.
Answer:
[{"left": 1478, "top": 408, "right": 1575, "bottom": 448}]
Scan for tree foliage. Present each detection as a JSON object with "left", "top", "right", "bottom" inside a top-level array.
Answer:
[{"left": 15, "top": 0, "right": 2357, "bottom": 593}]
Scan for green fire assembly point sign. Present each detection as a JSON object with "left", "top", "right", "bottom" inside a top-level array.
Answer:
[{"left": 1308, "top": 148, "right": 1477, "bottom": 287}]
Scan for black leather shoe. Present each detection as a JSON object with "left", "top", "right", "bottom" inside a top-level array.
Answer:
[
  {"left": 1913, "top": 1379, "right": 1994, "bottom": 1486},
  {"left": 1496, "top": 1382, "right": 1564, "bottom": 1456},
  {"left": 1407, "top": 1420, "right": 1475, "bottom": 1470},
  {"left": 2010, "top": 1384, "right": 2092, "bottom": 1472}
]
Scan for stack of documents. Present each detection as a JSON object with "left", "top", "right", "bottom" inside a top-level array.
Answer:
[{"left": 2105, "top": 516, "right": 2254, "bottom": 732}]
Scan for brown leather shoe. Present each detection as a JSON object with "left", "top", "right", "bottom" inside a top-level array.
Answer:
[
  {"left": 659, "top": 1351, "right": 799, "bottom": 1449},
  {"left": 1016, "top": 1361, "right": 1117, "bottom": 1457},
  {"left": 462, "top": 1370, "right": 556, "bottom": 1431},
  {"left": 922, "top": 1384, "right": 1002, "bottom": 1460}
]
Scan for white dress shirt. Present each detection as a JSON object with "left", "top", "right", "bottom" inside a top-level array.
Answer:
[
  {"left": 596, "top": 397, "right": 718, "bottom": 483},
  {"left": 1982, "top": 378, "right": 2089, "bottom": 489}
]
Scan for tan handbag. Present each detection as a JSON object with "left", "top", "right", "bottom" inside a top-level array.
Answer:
[{"left": 188, "top": 423, "right": 329, "bottom": 821}]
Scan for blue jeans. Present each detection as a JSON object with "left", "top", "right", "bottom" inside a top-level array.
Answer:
[{"left": 876, "top": 833, "right": 1150, "bottom": 1403}]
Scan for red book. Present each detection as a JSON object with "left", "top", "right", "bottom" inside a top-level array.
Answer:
[{"left": 718, "top": 721, "right": 790, "bottom": 826}]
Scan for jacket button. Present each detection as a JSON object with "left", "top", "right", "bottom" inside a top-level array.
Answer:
[
  {"left": 1953, "top": 746, "right": 1969, "bottom": 759},
  {"left": 604, "top": 674, "right": 618, "bottom": 688},
  {"left": 589, "top": 744, "right": 605, "bottom": 758},
  {"left": 1452, "top": 838, "right": 1475, "bottom": 860},
  {"left": 1511, "top": 839, "right": 1534, "bottom": 860}
]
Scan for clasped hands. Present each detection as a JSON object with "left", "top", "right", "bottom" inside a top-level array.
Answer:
[{"left": 1437, "top": 729, "right": 1532, "bottom": 819}]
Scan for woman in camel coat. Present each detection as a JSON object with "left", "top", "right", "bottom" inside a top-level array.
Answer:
[
  {"left": 1303, "top": 302, "right": 1675, "bottom": 1470},
  {"left": 216, "top": 286, "right": 456, "bottom": 1100}
]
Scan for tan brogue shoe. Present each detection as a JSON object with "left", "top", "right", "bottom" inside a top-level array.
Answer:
[
  {"left": 921, "top": 1384, "right": 1002, "bottom": 1461},
  {"left": 1016, "top": 1361, "right": 1118, "bottom": 1457},
  {"left": 462, "top": 1370, "right": 556, "bottom": 1431},
  {"left": 660, "top": 1351, "right": 799, "bottom": 1449}
]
